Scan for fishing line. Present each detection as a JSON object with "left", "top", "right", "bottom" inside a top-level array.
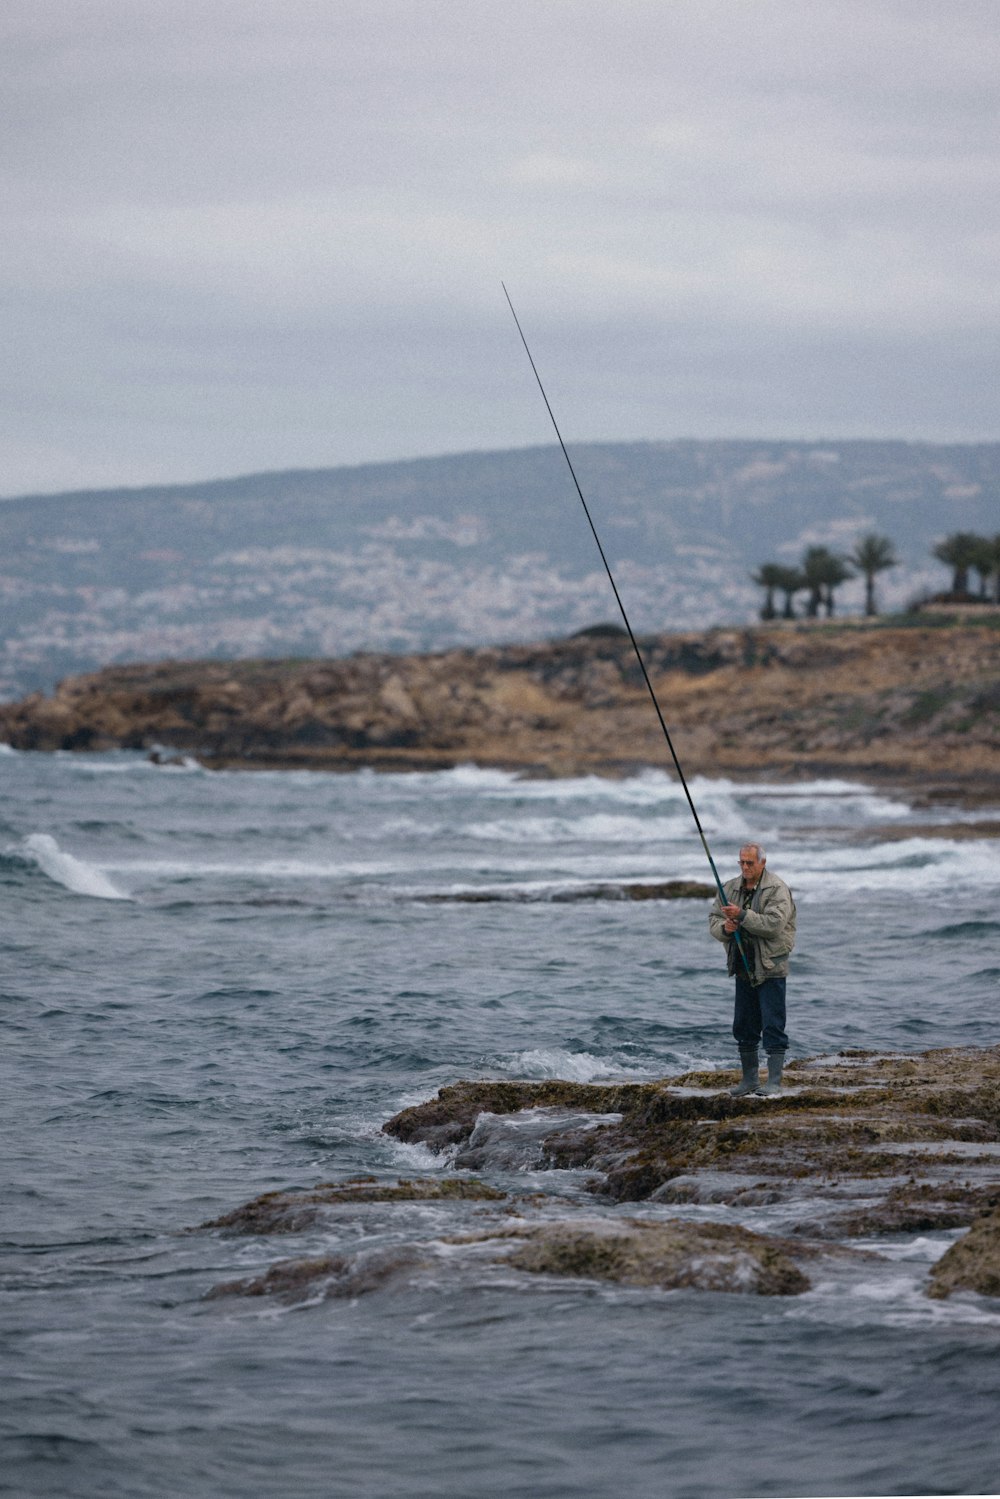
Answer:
[{"left": 502, "top": 283, "right": 751, "bottom": 975}]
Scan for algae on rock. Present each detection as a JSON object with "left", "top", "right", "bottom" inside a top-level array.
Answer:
[
  {"left": 198, "top": 1175, "right": 505, "bottom": 1235},
  {"left": 497, "top": 1218, "right": 811, "bottom": 1296},
  {"left": 928, "top": 1206, "right": 1000, "bottom": 1300}
]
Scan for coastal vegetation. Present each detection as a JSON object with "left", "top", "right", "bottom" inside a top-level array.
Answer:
[
  {"left": 3, "top": 440, "right": 999, "bottom": 701},
  {"left": 752, "top": 528, "right": 1000, "bottom": 619},
  {"left": 932, "top": 530, "right": 1000, "bottom": 600}
]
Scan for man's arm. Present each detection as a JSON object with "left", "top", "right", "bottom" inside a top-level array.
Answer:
[{"left": 708, "top": 887, "right": 733, "bottom": 943}]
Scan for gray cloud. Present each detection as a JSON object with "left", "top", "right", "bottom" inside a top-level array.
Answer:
[{"left": 3, "top": 0, "right": 999, "bottom": 493}]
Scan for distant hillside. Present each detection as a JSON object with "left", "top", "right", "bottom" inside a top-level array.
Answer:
[{"left": 1, "top": 439, "right": 997, "bottom": 700}]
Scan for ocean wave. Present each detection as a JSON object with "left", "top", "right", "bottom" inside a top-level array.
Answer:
[
  {"left": 464, "top": 806, "right": 750, "bottom": 845},
  {"left": 711, "top": 778, "right": 914, "bottom": 819},
  {"left": 19, "top": 833, "right": 131, "bottom": 900},
  {"left": 924, "top": 920, "right": 1000, "bottom": 940},
  {"left": 782, "top": 836, "right": 1000, "bottom": 894},
  {"left": 365, "top": 764, "right": 524, "bottom": 794},
  {"left": 386, "top": 765, "right": 916, "bottom": 812},
  {"left": 380, "top": 1134, "right": 459, "bottom": 1171},
  {"left": 101, "top": 856, "right": 405, "bottom": 882},
  {"left": 494, "top": 1047, "right": 658, "bottom": 1083},
  {"left": 787, "top": 1261, "right": 1000, "bottom": 1331},
  {"left": 43, "top": 748, "right": 204, "bottom": 775},
  {"left": 53, "top": 751, "right": 161, "bottom": 774}
]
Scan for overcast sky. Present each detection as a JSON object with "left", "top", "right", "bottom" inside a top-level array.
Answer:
[{"left": 3, "top": 0, "right": 999, "bottom": 496}]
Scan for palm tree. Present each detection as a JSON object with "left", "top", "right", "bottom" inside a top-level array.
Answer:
[
  {"left": 850, "top": 532, "right": 897, "bottom": 616},
  {"left": 751, "top": 563, "right": 786, "bottom": 620},
  {"left": 802, "top": 546, "right": 854, "bottom": 617},
  {"left": 968, "top": 535, "right": 996, "bottom": 600},
  {"left": 773, "top": 565, "right": 806, "bottom": 619},
  {"left": 932, "top": 532, "right": 983, "bottom": 597}
]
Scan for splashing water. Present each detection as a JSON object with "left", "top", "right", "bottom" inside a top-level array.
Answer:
[{"left": 22, "top": 832, "right": 130, "bottom": 900}]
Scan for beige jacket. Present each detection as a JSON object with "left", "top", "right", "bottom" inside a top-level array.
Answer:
[{"left": 708, "top": 867, "right": 797, "bottom": 984}]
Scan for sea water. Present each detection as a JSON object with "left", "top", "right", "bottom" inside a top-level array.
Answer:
[{"left": 2, "top": 748, "right": 999, "bottom": 1499}]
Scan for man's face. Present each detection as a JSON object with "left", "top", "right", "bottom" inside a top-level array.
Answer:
[{"left": 738, "top": 848, "right": 765, "bottom": 886}]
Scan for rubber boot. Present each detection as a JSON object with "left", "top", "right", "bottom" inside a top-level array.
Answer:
[
  {"left": 730, "top": 1048, "right": 760, "bottom": 1097},
  {"left": 760, "top": 1052, "right": 785, "bottom": 1096}
]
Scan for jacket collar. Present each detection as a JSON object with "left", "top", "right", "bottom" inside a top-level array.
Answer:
[{"left": 740, "top": 865, "right": 773, "bottom": 900}]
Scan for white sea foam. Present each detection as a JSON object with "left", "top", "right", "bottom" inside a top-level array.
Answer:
[
  {"left": 374, "top": 764, "right": 523, "bottom": 795},
  {"left": 792, "top": 1263, "right": 1000, "bottom": 1330},
  {"left": 51, "top": 750, "right": 202, "bottom": 775},
  {"left": 411, "top": 767, "right": 721, "bottom": 806},
  {"left": 0, "top": 742, "right": 17, "bottom": 755},
  {"left": 380, "top": 1134, "right": 457, "bottom": 1170},
  {"left": 391, "top": 769, "right": 918, "bottom": 841},
  {"left": 23, "top": 833, "right": 130, "bottom": 900},
  {"left": 456, "top": 769, "right": 913, "bottom": 814},
  {"left": 55, "top": 752, "right": 156, "bottom": 774},
  {"left": 147, "top": 754, "right": 202, "bottom": 772},
  {"left": 466, "top": 812, "right": 692, "bottom": 845},
  {"left": 498, "top": 1048, "right": 653, "bottom": 1082},
  {"left": 869, "top": 1234, "right": 960, "bottom": 1263},
  {"left": 443, "top": 764, "right": 524, "bottom": 789},
  {"left": 465, "top": 802, "right": 753, "bottom": 845},
  {"left": 110, "top": 853, "right": 567, "bottom": 885},
  {"left": 782, "top": 836, "right": 1000, "bottom": 895},
  {"left": 109, "top": 856, "right": 403, "bottom": 879},
  {"left": 704, "top": 776, "right": 913, "bottom": 814}
]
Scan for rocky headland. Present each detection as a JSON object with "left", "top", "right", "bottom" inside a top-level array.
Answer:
[
  {"left": 1, "top": 620, "right": 998, "bottom": 802},
  {"left": 197, "top": 1046, "right": 1000, "bottom": 1305}
]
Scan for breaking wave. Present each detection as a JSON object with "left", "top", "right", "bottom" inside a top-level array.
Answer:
[
  {"left": 496, "top": 1047, "right": 660, "bottom": 1082},
  {"left": 782, "top": 836, "right": 999, "bottom": 895},
  {"left": 20, "top": 833, "right": 131, "bottom": 900},
  {"left": 465, "top": 809, "right": 748, "bottom": 844}
]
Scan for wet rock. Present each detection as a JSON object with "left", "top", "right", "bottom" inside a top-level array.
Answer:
[
  {"left": 199, "top": 1049, "right": 1000, "bottom": 1310},
  {"left": 452, "top": 1109, "right": 621, "bottom": 1172},
  {"left": 607, "top": 881, "right": 715, "bottom": 901},
  {"left": 650, "top": 1173, "right": 791, "bottom": 1207},
  {"left": 422, "top": 881, "right": 715, "bottom": 903},
  {"left": 385, "top": 1047, "right": 1000, "bottom": 1236},
  {"left": 385, "top": 1080, "right": 638, "bottom": 1151},
  {"left": 198, "top": 1175, "right": 505, "bottom": 1235},
  {"left": 928, "top": 1207, "right": 1000, "bottom": 1299},
  {"left": 811, "top": 1182, "right": 1000, "bottom": 1239},
  {"left": 599, "top": 1113, "right": 1000, "bottom": 1204},
  {"left": 205, "top": 1216, "right": 813, "bottom": 1302},
  {"left": 489, "top": 1218, "right": 810, "bottom": 1295},
  {"left": 0, "top": 623, "right": 997, "bottom": 786},
  {"left": 205, "top": 1245, "right": 430, "bottom": 1302}
]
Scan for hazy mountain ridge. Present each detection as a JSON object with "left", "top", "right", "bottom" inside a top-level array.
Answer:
[{"left": 1, "top": 439, "right": 996, "bottom": 700}]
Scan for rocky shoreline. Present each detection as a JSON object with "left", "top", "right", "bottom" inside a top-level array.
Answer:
[
  {"left": 196, "top": 1045, "right": 1000, "bottom": 1305},
  {"left": 1, "top": 621, "right": 998, "bottom": 800}
]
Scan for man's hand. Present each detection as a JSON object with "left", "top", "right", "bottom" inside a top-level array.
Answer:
[{"left": 722, "top": 903, "right": 742, "bottom": 921}]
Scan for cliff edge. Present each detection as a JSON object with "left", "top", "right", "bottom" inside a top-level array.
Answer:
[{"left": 1, "top": 621, "right": 998, "bottom": 796}]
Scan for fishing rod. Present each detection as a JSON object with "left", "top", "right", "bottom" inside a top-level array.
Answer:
[{"left": 502, "top": 283, "right": 751, "bottom": 976}]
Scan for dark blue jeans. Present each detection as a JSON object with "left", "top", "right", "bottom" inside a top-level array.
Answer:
[{"left": 733, "top": 975, "right": 788, "bottom": 1055}]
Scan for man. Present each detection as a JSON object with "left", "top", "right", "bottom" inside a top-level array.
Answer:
[{"left": 708, "top": 843, "right": 796, "bottom": 1097}]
